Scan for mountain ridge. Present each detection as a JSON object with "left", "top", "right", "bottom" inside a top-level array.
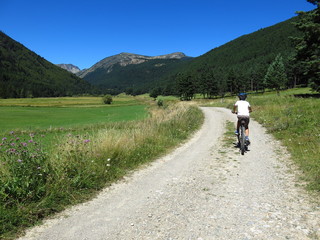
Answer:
[{"left": 77, "top": 52, "right": 187, "bottom": 78}]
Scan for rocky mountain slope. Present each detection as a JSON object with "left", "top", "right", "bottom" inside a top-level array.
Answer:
[{"left": 56, "top": 64, "right": 81, "bottom": 74}]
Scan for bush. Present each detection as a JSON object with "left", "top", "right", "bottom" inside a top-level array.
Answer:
[
  {"left": 157, "top": 99, "right": 164, "bottom": 107},
  {"left": 102, "top": 94, "right": 113, "bottom": 104}
]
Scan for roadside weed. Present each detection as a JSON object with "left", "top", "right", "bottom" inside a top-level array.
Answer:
[{"left": 0, "top": 133, "right": 51, "bottom": 204}]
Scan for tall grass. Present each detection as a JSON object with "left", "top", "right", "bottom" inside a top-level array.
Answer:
[
  {"left": 0, "top": 102, "right": 203, "bottom": 239},
  {"left": 203, "top": 88, "right": 320, "bottom": 192}
]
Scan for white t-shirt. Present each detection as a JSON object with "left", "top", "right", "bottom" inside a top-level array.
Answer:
[{"left": 235, "top": 100, "right": 251, "bottom": 116}]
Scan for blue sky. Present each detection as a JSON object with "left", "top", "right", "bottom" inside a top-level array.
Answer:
[{"left": 0, "top": 0, "right": 316, "bottom": 70}]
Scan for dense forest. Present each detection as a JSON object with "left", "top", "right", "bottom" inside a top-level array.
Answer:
[
  {"left": 0, "top": 31, "right": 92, "bottom": 98},
  {"left": 292, "top": 0, "right": 320, "bottom": 92}
]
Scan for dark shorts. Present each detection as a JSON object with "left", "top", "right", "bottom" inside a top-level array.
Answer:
[{"left": 237, "top": 115, "right": 250, "bottom": 129}]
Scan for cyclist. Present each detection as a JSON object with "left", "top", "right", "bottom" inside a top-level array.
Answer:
[{"left": 232, "top": 93, "right": 252, "bottom": 144}]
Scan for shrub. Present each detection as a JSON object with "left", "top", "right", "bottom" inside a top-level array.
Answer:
[
  {"left": 157, "top": 99, "right": 164, "bottom": 107},
  {"left": 102, "top": 94, "right": 113, "bottom": 104}
]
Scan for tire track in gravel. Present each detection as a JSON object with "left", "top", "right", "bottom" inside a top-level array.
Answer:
[{"left": 18, "top": 107, "right": 320, "bottom": 240}]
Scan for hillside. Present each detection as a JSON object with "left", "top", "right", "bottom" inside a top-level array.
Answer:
[
  {"left": 80, "top": 52, "right": 191, "bottom": 94},
  {"left": 0, "top": 31, "right": 92, "bottom": 98},
  {"left": 168, "top": 16, "right": 302, "bottom": 96}
]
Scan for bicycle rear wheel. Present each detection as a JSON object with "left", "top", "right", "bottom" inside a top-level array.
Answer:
[{"left": 240, "top": 125, "right": 246, "bottom": 155}]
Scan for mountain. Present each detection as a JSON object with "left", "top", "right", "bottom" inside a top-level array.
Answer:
[
  {"left": 79, "top": 52, "right": 191, "bottom": 94},
  {"left": 56, "top": 64, "right": 81, "bottom": 74},
  {"left": 78, "top": 52, "right": 187, "bottom": 78},
  {"left": 0, "top": 31, "right": 92, "bottom": 98}
]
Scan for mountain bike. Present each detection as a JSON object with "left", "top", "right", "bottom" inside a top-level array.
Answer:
[
  {"left": 232, "top": 111, "right": 249, "bottom": 155},
  {"left": 237, "top": 119, "right": 248, "bottom": 155}
]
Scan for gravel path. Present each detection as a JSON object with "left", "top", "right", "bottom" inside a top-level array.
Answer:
[{"left": 19, "top": 107, "right": 320, "bottom": 240}]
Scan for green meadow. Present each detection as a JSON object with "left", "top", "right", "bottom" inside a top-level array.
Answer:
[
  {"left": 0, "top": 105, "right": 147, "bottom": 132},
  {"left": 0, "top": 95, "right": 147, "bottom": 133}
]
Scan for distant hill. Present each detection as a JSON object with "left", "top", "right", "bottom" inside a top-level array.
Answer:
[
  {"left": 79, "top": 52, "right": 191, "bottom": 94},
  {"left": 56, "top": 64, "right": 81, "bottom": 74},
  {"left": 0, "top": 31, "right": 92, "bottom": 98}
]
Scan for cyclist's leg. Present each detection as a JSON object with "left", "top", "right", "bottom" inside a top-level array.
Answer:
[
  {"left": 245, "top": 128, "right": 249, "bottom": 136},
  {"left": 244, "top": 117, "right": 250, "bottom": 144},
  {"left": 244, "top": 117, "right": 250, "bottom": 136}
]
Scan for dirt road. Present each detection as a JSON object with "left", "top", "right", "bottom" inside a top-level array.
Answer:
[{"left": 19, "top": 107, "right": 320, "bottom": 240}]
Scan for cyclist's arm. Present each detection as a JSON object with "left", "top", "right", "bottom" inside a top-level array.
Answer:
[
  {"left": 249, "top": 106, "right": 252, "bottom": 113},
  {"left": 232, "top": 105, "right": 237, "bottom": 113}
]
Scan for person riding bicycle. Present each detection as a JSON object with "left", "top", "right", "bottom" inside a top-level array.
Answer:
[{"left": 232, "top": 93, "right": 252, "bottom": 144}]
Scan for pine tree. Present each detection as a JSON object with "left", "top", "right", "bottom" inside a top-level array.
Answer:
[
  {"left": 149, "top": 87, "right": 163, "bottom": 99},
  {"left": 292, "top": 1, "right": 320, "bottom": 91},
  {"left": 264, "top": 54, "right": 288, "bottom": 94},
  {"left": 176, "top": 73, "right": 196, "bottom": 100}
]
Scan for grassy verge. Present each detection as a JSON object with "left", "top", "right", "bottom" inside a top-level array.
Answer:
[
  {"left": 0, "top": 102, "right": 203, "bottom": 239},
  {"left": 202, "top": 88, "right": 320, "bottom": 192}
]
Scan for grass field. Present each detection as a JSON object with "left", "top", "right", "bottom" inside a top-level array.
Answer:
[
  {"left": 0, "top": 105, "right": 147, "bottom": 133},
  {"left": 0, "top": 95, "right": 147, "bottom": 133}
]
